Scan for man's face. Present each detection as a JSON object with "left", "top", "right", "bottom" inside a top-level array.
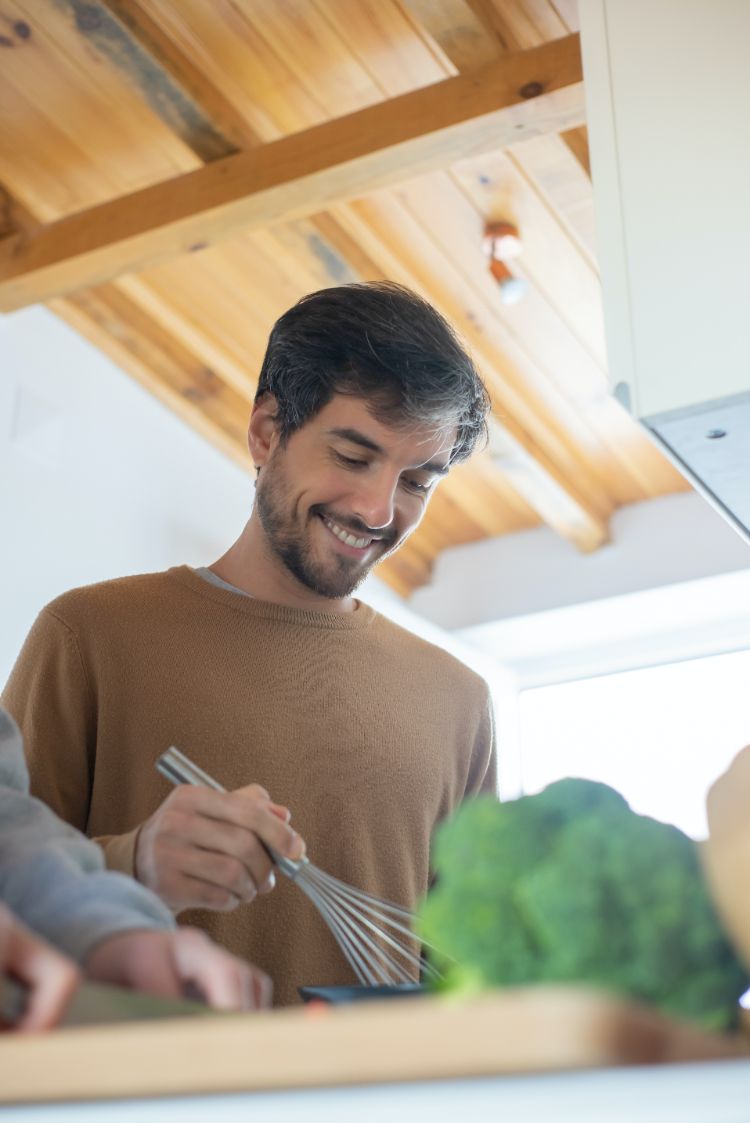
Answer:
[{"left": 252, "top": 395, "right": 454, "bottom": 599}]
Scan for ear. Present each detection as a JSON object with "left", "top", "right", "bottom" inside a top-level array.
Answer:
[{"left": 248, "top": 393, "right": 281, "bottom": 468}]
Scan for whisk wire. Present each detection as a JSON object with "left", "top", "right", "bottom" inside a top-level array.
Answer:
[
  {"left": 309, "top": 871, "right": 431, "bottom": 980},
  {"left": 306, "top": 866, "right": 442, "bottom": 981},
  {"left": 303, "top": 873, "right": 415, "bottom": 985},
  {"left": 295, "top": 878, "right": 376, "bottom": 985},
  {"left": 308, "top": 864, "right": 417, "bottom": 921}
]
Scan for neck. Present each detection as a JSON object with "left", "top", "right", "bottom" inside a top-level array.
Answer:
[{"left": 210, "top": 517, "right": 356, "bottom": 614}]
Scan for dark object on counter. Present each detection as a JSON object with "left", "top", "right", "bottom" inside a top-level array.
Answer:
[
  {"left": 299, "top": 984, "right": 425, "bottom": 1004},
  {"left": 0, "top": 973, "right": 216, "bottom": 1028}
]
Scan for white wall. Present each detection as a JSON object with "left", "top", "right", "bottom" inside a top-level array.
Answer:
[{"left": 0, "top": 306, "right": 258, "bottom": 681}]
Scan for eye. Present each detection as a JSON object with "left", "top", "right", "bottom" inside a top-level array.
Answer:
[
  {"left": 403, "top": 477, "right": 433, "bottom": 495},
  {"left": 333, "top": 451, "right": 367, "bottom": 469}
]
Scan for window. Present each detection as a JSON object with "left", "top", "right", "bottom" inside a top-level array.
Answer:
[{"left": 518, "top": 648, "right": 750, "bottom": 838}]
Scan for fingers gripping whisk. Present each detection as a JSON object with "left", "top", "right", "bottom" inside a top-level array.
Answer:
[{"left": 156, "top": 746, "right": 440, "bottom": 987}]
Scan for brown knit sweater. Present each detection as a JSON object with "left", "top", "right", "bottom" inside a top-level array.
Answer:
[{"left": 2, "top": 566, "right": 496, "bottom": 1005}]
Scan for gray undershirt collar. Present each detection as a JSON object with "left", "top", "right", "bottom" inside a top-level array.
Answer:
[{"left": 194, "top": 566, "right": 253, "bottom": 599}]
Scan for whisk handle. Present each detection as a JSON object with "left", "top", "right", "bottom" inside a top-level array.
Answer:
[{"left": 155, "top": 745, "right": 304, "bottom": 880}]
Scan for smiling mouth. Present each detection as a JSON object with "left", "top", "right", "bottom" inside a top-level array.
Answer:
[{"left": 320, "top": 515, "right": 380, "bottom": 550}]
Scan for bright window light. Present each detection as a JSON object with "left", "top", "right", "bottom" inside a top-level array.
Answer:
[{"left": 518, "top": 648, "right": 750, "bottom": 838}]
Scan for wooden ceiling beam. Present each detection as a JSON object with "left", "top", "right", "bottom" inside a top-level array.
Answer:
[
  {"left": 0, "top": 34, "right": 584, "bottom": 313},
  {"left": 486, "top": 420, "right": 608, "bottom": 552}
]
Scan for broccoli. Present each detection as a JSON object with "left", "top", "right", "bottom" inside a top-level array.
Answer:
[{"left": 419, "top": 779, "right": 747, "bottom": 1030}]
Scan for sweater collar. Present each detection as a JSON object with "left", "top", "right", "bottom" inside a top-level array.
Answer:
[{"left": 169, "top": 566, "right": 377, "bottom": 631}]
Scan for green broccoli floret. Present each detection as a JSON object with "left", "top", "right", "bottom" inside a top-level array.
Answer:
[{"left": 419, "top": 779, "right": 747, "bottom": 1030}]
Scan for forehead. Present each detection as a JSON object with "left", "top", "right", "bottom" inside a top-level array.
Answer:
[{"left": 307, "top": 395, "right": 456, "bottom": 465}]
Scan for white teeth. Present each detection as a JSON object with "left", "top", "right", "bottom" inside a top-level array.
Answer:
[{"left": 324, "top": 518, "right": 372, "bottom": 549}]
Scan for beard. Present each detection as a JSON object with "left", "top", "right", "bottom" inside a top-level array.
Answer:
[{"left": 254, "top": 456, "right": 398, "bottom": 599}]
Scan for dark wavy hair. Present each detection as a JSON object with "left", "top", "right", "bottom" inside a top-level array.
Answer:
[{"left": 255, "top": 282, "right": 490, "bottom": 464}]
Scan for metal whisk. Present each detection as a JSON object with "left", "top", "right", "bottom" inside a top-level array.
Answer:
[{"left": 156, "top": 746, "right": 440, "bottom": 988}]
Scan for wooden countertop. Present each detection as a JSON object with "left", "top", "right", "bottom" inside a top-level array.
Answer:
[{"left": 1, "top": 986, "right": 748, "bottom": 1105}]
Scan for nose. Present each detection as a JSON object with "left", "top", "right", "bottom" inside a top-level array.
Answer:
[{"left": 351, "top": 472, "right": 398, "bottom": 531}]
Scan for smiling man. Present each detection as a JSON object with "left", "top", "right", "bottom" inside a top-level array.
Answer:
[
  {"left": 227, "top": 395, "right": 453, "bottom": 608},
  {"left": 3, "top": 283, "right": 497, "bottom": 1006}
]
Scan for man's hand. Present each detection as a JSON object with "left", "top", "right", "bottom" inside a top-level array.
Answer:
[
  {"left": 0, "top": 905, "right": 80, "bottom": 1031},
  {"left": 85, "top": 928, "right": 272, "bottom": 1010},
  {"left": 135, "top": 783, "right": 305, "bottom": 913}
]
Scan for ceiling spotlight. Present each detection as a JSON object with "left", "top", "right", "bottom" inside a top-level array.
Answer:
[{"left": 483, "top": 221, "right": 528, "bottom": 305}]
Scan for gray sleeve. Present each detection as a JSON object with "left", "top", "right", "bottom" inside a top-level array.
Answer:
[{"left": 0, "top": 709, "right": 174, "bottom": 963}]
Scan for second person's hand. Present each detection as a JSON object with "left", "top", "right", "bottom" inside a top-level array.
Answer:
[
  {"left": 0, "top": 904, "right": 81, "bottom": 1031},
  {"left": 134, "top": 783, "right": 305, "bottom": 913},
  {"left": 86, "top": 927, "right": 272, "bottom": 1010}
]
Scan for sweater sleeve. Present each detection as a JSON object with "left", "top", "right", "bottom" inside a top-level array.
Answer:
[
  {"left": 95, "top": 827, "right": 141, "bottom": 876},
  {"left": 466, "top": 684, "right": 498, "bottom": 799},
  {"left": 0, "top": 710, "right": 174, "bottom": 964},
  {"left": 3, "top": 609, "right": 150, "bottom": 876},
  {"left": 2, "top": 607, "right": 95, "bottom": 831}
]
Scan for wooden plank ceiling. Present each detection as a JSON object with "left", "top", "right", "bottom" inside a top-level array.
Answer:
[{"left": 0, "top": 0, "right": 687, "bottom": 596}]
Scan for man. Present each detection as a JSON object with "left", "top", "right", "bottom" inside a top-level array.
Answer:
[
  {"left": 0, "top": 709, "right": 270, "bottom": 1029},
  {"left": 3, "top": 282, "right": 497, "bottom": 1006}
]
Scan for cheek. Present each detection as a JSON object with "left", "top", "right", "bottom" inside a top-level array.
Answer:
[
  {"left": 297, "top": 470, "right": 350, "bottom": 517},
  {"left": 313, "top": 468, "right": 359, "bottom": 501},
  {"left": 396, "top": 494, "right": 428, "bottom": 535}
]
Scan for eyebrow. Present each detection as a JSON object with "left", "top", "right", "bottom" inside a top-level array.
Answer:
[{"left": 327, "top": 427, "right": 450, "bottom": 476}]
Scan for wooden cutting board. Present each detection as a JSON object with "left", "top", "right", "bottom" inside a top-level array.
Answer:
[{"left": 1, "top": 985, "right": 748, "bottom": 1104}]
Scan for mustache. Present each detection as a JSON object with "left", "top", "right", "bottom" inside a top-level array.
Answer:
[{"left": 312, "top": 506, "right": 398, "bottom": 547}]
